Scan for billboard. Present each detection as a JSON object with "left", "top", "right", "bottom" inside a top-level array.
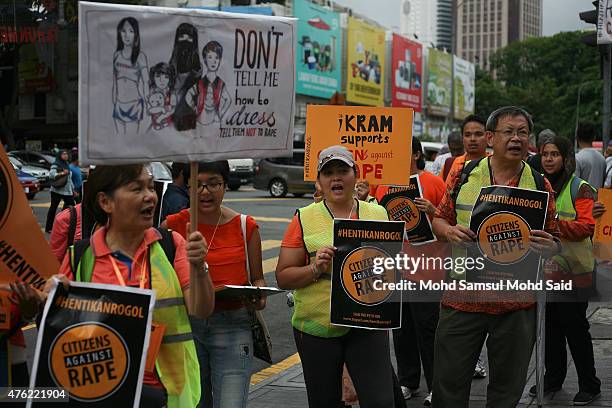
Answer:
[
  {"left": 295, "top": 0, "right": 342, "bottom": 99},
  {"left": 391, "top": 34, "right": 422, "bottom": 111},
  {"left": 453, "top": 56, "right": 475, "bottom": 120},
  {"left": 426, "top": 49, "right": 452, "bottom": 117},
  {"left": 346, "top": 17, "right": 385, "bottom": 106}
]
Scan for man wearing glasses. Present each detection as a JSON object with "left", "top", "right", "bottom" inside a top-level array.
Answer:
[{"left": 431, "top": 106, "right": 561, "bottom": 407}]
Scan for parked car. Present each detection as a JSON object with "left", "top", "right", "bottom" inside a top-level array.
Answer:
[
  {"left": 8, "top": 155, "right": 49, "bottom": 189},
  {"left": 254, "top": 149, "right": 315, "bottom": 198},
  {"left": 9, "top": 150, "right": 55, "bottom": 169},
  {"left": 150, "top": 161, "right": 172, "bottom": 182},
  {"left": 227, "top": 159, "right": 255, "bottom": 191},
  {"left": 9, "top": 163, "right": 39, "bottom": 200}
]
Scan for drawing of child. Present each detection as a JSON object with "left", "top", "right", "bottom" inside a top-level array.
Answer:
[
  {"left": 148, "top": 62, "right": 176, "bottom": 131},
  {"left": 186, "top": 41, "right": 231, "bottom": 127}
]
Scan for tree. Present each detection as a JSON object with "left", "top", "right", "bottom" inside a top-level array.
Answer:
[{"left": 476, "top": 31, "right": 603, "bottom": 139}]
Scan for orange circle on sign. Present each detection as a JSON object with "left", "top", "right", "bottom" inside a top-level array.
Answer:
[
  {"left": 49, "top": 322, "right": 130, "bottom": 402},
  {"left": 477, "top": 212, "right": 531, "bottom": 265},
  {"left": 385, "top": 197, "right": 420, "bottom": 230},
  {"left": 340, "top": 246, "right": 396, "bottom": 306}
]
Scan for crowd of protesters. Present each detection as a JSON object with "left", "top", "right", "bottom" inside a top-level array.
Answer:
[{"left": 4, "top": 104, "right": 609, "bottom": 408}]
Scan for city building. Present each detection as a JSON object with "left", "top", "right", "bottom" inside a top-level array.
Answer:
[
  {"left": 399, "top": 0, "right": 438, "bottom": 47},
  {"left": 437, "top": 0, "right": 453, "bottom": 51},
  {"left": 455, "top": 0, "right": 542, "bottom": 70},
  {"left": 399, "top": 0, "right": 453, "bottom": 51}
]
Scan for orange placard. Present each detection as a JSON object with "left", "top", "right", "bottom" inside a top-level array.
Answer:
[
  {"left": 0, "top": 147, "right": 59, "bottom": 289},
  {"left": 0, "top": 290, "right": 11, "bottom": 330},
  {"left": 145, "top": 322, "right": 166, "bottom": 375},
  {"left": 594, "top": 188, "right": 612, "bottom": 260},
  {"left": 304, "top": 105, "right": 413, "bottom": 185}
]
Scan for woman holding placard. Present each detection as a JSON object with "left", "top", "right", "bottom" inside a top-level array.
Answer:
[
  {"left": 163, "top": 161, "right": 266, "bottom": 408},
  {"left": 527, "top": 135, "right": 601, "bottom": 405},
  {"left": 49, "top": 164, "right": 214, "bottom": 408},
  {"left": 276, "top": 146, "right": 395, "bottom": 408}
]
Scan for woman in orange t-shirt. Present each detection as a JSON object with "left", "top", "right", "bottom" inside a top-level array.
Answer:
[{"left": 163, "top": 161, "right": 265, "bottom": 408}]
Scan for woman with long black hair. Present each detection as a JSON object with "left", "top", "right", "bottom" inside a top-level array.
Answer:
[{"left": 112, "top": 17, "right": 149, "bottom": 134}]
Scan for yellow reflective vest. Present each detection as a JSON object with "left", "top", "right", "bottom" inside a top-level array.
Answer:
[
  {"left": 551, "top": 175, "right": 595, "bottom": 276},
  {"left": 293, "top": 200, "right": 388, "bottom": 338},
  {"left": 72, "top": 239, "right": 201, "bottom": 408},
  {"left": 452, "top": 158, "right": 540, "bottom": 280}
]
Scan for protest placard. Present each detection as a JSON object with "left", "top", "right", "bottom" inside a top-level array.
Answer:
[
  {"left": 79, "top": 1, "right": 296, "bottom": 164},
  {"left": 28, "top": 281, "right": 155, "bottom": 407},
  {"left": 304, "top": 105, "right": 413, "bottom": 185},
  {"left": 467, "top": 185, "right": 549, "bottom": 283},
  {"left": 0, "top": 147, "right": 59, "bottom": 289},
  {"left": 594, "top": 188, "right": 612, "bottom": 260},
  {"left": 377, "top": 175, "right": 436, "bottom": 244},
  {"left": 331, "top": 219, "right": 404, "bottom": 329}
]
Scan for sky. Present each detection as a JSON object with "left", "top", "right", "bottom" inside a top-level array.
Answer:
[{"left": 331, "top": 0, "right": 593, "bottom": 37}]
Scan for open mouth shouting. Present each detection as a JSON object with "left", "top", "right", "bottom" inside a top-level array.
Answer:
[
  {"left": 330, "top": 182, "right": 346, "bottom": 196},
  {"left": 140, "top": 205, "right": 155, "bottom": 220},
  {"left": 507, "top": 145, "right": 523, "bottom": 155}
]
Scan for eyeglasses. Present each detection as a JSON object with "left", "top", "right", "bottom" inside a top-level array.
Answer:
[
  {"left": 493, "top": 129, "right": 530, "bottom": 139},
  {"left": 195, "top": 182, "right": 224, "bottom": 193}
]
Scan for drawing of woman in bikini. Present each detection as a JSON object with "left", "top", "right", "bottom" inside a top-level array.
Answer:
[{"left": 112, "top": 17, "right": 149, "bottom": 135}]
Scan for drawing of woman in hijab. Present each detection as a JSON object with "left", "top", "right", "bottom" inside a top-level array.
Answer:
[
  {"left": 169, "top": 23, "right": 202, "bottom": 131},
  {"left": 112, "top": 17, "right": 149, "bottom": 135}
]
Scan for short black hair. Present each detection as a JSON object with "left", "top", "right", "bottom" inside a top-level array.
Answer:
[
  {"left": 461, "top": 114, "right": 486, "bottom": 135},
  {"left": 170, "top": 162, "right": 189, "bottom": 181},
  {"left": 197, "top": 161, "right": 230, "bottom": 184},
  {"left": 202, "top": 41, "right": 223, "bottom": 61},
  {"left": 485, "top": 106, "right": 534, "bottom": 132},
  {"left": 84, "top": 164, "right": 146, "bottom": 225},
  {"left": 576, "top": 123, "right": 596, "bottom": 143},
  {"left": 412, "top": 136, "right": 425, "bottom": 170}
]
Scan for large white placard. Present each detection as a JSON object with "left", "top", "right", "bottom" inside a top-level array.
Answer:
[
  {"left": 79, "top": 2, "right": 296, "bottom": 164},
  {"left": 598, "top": 0, "right": 612, "bottom": 45}
]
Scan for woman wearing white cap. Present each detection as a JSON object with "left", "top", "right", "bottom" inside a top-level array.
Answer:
[{"left": 276, "top": 145, "right": 395, "bottom": 408}]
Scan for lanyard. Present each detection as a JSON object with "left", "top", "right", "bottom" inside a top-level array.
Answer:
[{"left": 109, "top": 250, "right": 148, "bottom": 289}]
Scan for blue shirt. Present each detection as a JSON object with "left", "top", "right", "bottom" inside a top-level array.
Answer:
[{"left": 69, "top": 164, "right": 83, "bottom": 190}]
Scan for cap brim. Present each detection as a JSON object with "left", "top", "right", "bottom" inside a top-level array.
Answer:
[{"left": 317, "top": 157, "right": 354, "bottom": 172}]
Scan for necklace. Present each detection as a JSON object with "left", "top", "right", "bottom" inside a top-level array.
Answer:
[
  {"left": 206, "top": 209, "right": 224, "bottom": 250},
  {"left": 327, "top": 199, "right": 356, "bottom": 219}
]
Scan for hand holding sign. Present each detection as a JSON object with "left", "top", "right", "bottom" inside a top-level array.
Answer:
[
  {"left": 414, "top": 197, "right": 435, "bottom": 216},
  {"left": 445, "top": 224, "right": 476, "bottom": 246},
  {"left": 528, "top": 230, "right": 559, "bottom": 258},
  {"left": 314, "top": 246, "right": 336, "bottom": 278},
  {"left": 8, "top": 281, "right": 41, "bottom": 321},
  {"left": 185, "top": 224, "right": 207, "bottom": 271},
  {"left": 593, "top": 201, "right": 606, "bottom": 219}
]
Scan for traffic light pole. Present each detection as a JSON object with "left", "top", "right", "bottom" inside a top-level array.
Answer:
[{"left": 603, "top": 44, "right": 611, "bottom": 155}]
